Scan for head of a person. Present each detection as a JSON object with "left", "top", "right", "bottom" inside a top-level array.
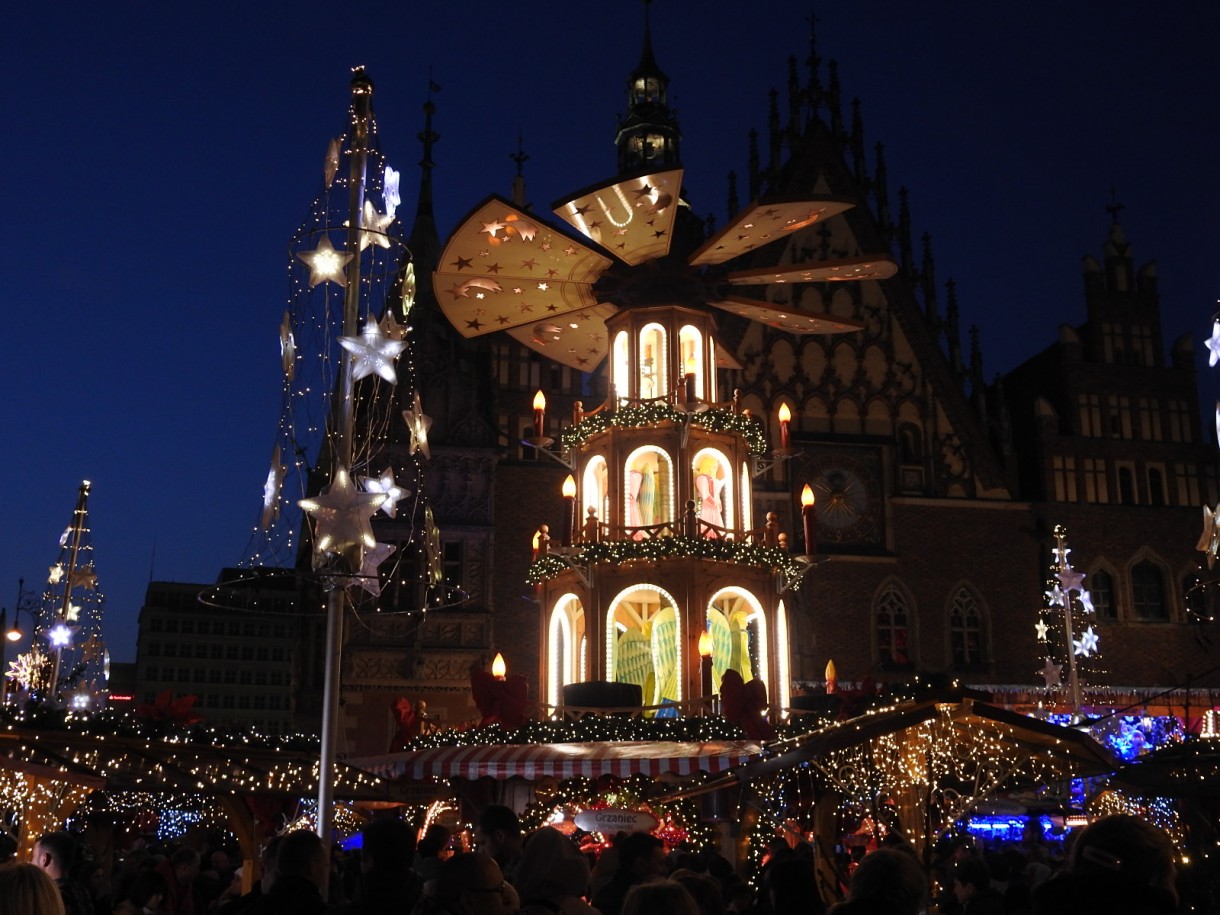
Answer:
[
  {"left": 473, "top": 805, "right": 522, "bottom": 865},
  {"left": 361, "top": 816, "right": 416, "bottom": 873},
  {"left": 31, "top": 831, "right": 79, "bottom": 881},
  {"left": 622, "top": 880, "right": 699, "bottom": 915},
  {"left": 419, "top": 824, "right": 452, "bottom": 858},
  {"left": 0, "top": 862, "right": 66, "bottom": 915},
  {"left": 1067, "top": 814, "right": 1178, "bottom": 905},
  {"left": 124, "top": 869, "right": 167, "bottom": 909},
  {"left": 515, "top": 827, "right": 590, "bottom": 902},
  {"left": 616, "top": 832, "right": 666, "bottom": 882},
  {"left": 275, "top": 830, "right": 328, "bottom": 889},
  {"left": 846, "top": 848, "right": 928, "bottom": 915},
  {"left": 429, "top": 852, "right": 513, "bottom": 915},
  {"left": 952, "top": 856, "right": 992, "bottom": 906},
  {"left": 171, "top": 847, "right": 201, "bottom": 885},
  {"left": 670, "top": 871, "right": 726, "bottom": 915},
  {"left": 259, "top": 835, "right": 283, "bottom": 891},
  {"left": 765, "top": 858, "right": 824, "bottom": 915}
]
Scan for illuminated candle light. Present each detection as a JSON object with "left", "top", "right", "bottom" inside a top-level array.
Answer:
[
  {"left": 561, "top": 475, "right": 576, "bottom": 547},
  {"left": 698, "top": 630, "right": 715, "bottom": 699},
  {"left": 533, "top": 390, "right": 546, "bottom": 438},
  {"left": 491, "top": 652, "right": 507, "bottom": 680},
  {"left": 825, "top": 658, "right": 837, "bottom": 694},
  {"left": 778, "top": 403, "right": 792, "bottom": 450},
  {"left": 801, "top": 484, "right": 816, "bottom": 558}
]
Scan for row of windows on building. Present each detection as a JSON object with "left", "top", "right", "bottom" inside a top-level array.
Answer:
[
  {"left": 143, "top": 666, "right": 289, "bottom": 687},
  {"left": 1076, "top": 393, "right": 1193, "bottom": 443},
  {"left": 1050, "top": 456, "right": 1214, "bottom": 506},
  {"left": 145, "top": 617, "right": 292, "bottom": 638},
  {"left": 142, "top": 642, "right": 289, "bottom": 662},
  {"left": 875, "top": 564, "right": 1179, "bottom": 668}
]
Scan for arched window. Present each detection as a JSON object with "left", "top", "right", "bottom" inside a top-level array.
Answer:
[
  {"left": 625, "top": 447, "right": 674, "bottom": 536},
  {"left": 1131, "top": 561, "right": 1168, "bottom": 620},
  {"left": 606, "top": 584, "right": 682, "bottom": 706},
  {"left": 875, "top": 585, "right": 912, "bottom": 668},
  {"left": 547, "top": 594, "right": 586, "bottom": 712},
  {"left": 706, "top": 588, "right": 769, "bottom": 695},
  {"left": 740, "top": 463, "right": 753, "bottom": 533},
  {"left": 948, "top": 588, "right": 986, "bottom": 666},
  {"left": 692, "top": 448, "right": 733, "bottom": 535},
  {"left": 1090, "top": 569, "right": 1117, "bottom": 619},
  {"left": 582, "top": 456, "right": 609, "bottom": 534},
  {"left": 1118, "top": 466, "right": 1137, "bottom": 505},
  {"left": 776, "top": 601, "right": 791, "bottom": 716},
  {"left": 679, "top": 324, "right": 704, "bottom": 400},
  {"left": 639, "top": 323, "right": 668, "bottom": 400},
  {"left": 1147, "top": 467, "right": 1166, "bottom": 506}
]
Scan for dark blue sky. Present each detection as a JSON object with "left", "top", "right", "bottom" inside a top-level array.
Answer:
[{"left": 3, "top": 3, "right": 1216, "bottom": 662}]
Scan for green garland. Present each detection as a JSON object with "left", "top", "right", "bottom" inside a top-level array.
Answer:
[
  {"left": 527, "top": 535, "right": 806, "bottom": 589},
  {"left": 560, "top": 404, "right": 769, "bottom": 455}
]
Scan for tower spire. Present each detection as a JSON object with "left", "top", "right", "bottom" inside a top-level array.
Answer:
[
  {"left": 510, "top": 134, "right": 529, "bottom": 207},
  {"left": 615, "top": 0, "right": 681, "bottom": 173}
]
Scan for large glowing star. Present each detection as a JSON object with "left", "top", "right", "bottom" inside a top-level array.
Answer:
[
  {"left": 48, "top": 564, "right": 64, "bottom": 585},
  {"left": 1073, "top": 626, "right": 1100, "bottom": 657},
  {"left": 1057, "top": 567, "right": 1085, "bottom": 593},
  {"left": 68, "top": 567, "right": 97, "bottom": 591},
  {"left": 1077, "top": 590, "right": 1095, "bottom": 614},
  {"left": 340, "top": 319, "right": 407, "bottom": 384},
  {"left": 1038, "top": 657, "right": 1063, "bottom": 688},
  {"left": 1207, "top": 317, "right": 1220, "bottom": 367},
  {"left": 1044, "top": 585, "right": 1065, "bottom": 608},
  {"left": 403, "top": 392, "right": 432, "bottom": 460},
  {"left": 360, "top": 198, "right": 395, "bottom": 251},
  {"left": 296, "top": 234, "right": 353, "bottom": 287},
  {"left": 354, "top": 542, "right": 396, "bottom": 597},
  {"left": 379, "top": 307, "right": 407, "bottom": 342},
  {"left": 260, "top": 446, "right": 287, "bottom": 530},
  {"left": 299, "top": 466, "right": 386, "bottom": 559},
  {"left": 361, "top": 468, "right": 410, "bottom": 519},
  {"left": 1196, "top": 503, "right": 1220, "bottom": 569},
  {"left": 48, "top": 623, "right": 76, "bottom": 648},
  {"left": 384, "top": 165, "right": 401, "bottom": 219},
  {"left": 1034, "top": 619, "right": 1049, "bottom": 641}
]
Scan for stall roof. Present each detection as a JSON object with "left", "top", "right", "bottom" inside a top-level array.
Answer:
[
  {"left": 350, "top": 739, "right": 762, "bottom": 781},
  {"left": 0, "top": 726, "right": 405, "bottom": 801}
]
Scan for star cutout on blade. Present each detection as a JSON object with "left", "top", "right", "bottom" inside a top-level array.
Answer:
[
  {"left": 1057, "top": 568, "right": 1086, "bottom": 593},
  {"left": 485, "top": 262, "right": 502, "bottom": 274},
  {"left": 339, "top": 320, "right": 407, "bottom": 384},
  {"left": 353, "top": 542, "right": 396, "bottom": 597},
  {"left": 1207, "top": 318, "right": 1220, "bottom": 367},
  {"left": 1035, "top": 619, "right": 1049, "bottom": 641},
  {"left": 467, "top": 318, "right": 483, "bottom": 330},
  {"left": 361, "top": 468, "right": 410, "bottom": 519},
  {"left": 451, "top": 256, "right": 473, "bottom": 270},
  {"left": 360, "top": 199, "right": 394, "bottom": 251},
  {"left": 1039, "top": 657, "right": 1063, "bottom": 688},
  {"left": 480, "top": 219, "right": 506, "bottom": 237},
  {"left": 403, "top": 392, "right": 432, "bottom": 460},
  {"left": 1073, "top": 626, "right": 1100, "bottom": 657},
  {"left": 296, "top": 235, "right": 353, "bottom": 287},
  {"left": 299, "top": 466, "right": 387, "bottom": 567},
  {"left": 260, "top": 446, "right": 287, "bottom": 530}
]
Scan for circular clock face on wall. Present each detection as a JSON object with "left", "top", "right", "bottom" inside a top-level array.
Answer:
[{"left": 808, "top": 452, "right": 881, "bottom": 544}]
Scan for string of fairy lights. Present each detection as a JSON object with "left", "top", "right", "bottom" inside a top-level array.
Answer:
[{"left": 560, "top": 403, "right": 770, "bottom": 456}]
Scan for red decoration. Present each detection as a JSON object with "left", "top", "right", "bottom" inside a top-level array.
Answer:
[
  {"left": 390, "top": 696, "right": 416, "bottom": 752},
  {"left": 719, "top": 670, "right": 775, "bottom": 741},
  {"left": 134, "top": 689, "right": 203, "bottom": 726},
  {"left": 835, "top": 674, "right": 878, "bottom": 720},
  {"left": 470, "top": 662, "right": 530, "bottom": 728},
  {"left": 243, "top": 797, "right": 291, "bottom": 839}
]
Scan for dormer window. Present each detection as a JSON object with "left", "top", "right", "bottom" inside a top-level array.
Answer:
[{"left": 633, "top": 75, "right": 662, "bottom": 105}]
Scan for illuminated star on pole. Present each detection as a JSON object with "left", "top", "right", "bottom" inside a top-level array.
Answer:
[
  {"left": 1073, "top": 626, "right": 1100, "bottom": 657},
  {"left": 1039, "top": 657, "right": 1063, "bottom": 688},
  {"left": 68, "top": 566, "right": 97, "bottom": 591},
  {"left": 260, "top": 446, "right": 287, "bottom": 530},
  {"left": 280, "top": 310, "right": 296, "bottom": 380},
  {"left": 379, "top": 307, "right": 408, "bottom": 342},
  {"left": 299, "top": 466, "right": 387, "bottom": 566},
  {"left": 1206, "top": 317, "right": 1220, "bottom": 367},
  {"left": 339, "top": 319, "right": 407, "bottom": 384},
  {"left": 401, "top": 262, "right": 417, "bottom": 315},
  {"left": 48, "top": 623, "right": 76, "bottom": 649},
  {"left": 424, "top": 506, "right": 444, "bottom": 587},
  {"left": 361, "top": 468, "right": 410, "bottom": 519},
  {"left": 48, "top": 564, "right": 64, "bottom": 584},
  {"left": 353, "top": 542, "right": 396, "bottom": 597},
  {"left": 1078, "top": 590, "right": 1095, "bottom": 614},
  {"left": 1035, "top": 619, "right": 1049, "bottom": 641},
  {"left": 360, "top": 198, "right": 395, "bottom": 251},
  {"left": 1044, "top": 584, "right": 1065, "bottom": 607},
  {"left": 403, "top": 392, "right": 433, "bottom": 460},
  {"left": 1057, "top": 568, "right": 1086, "bottom": 593},
  {"left": 296, "top": 234, "right": 353, "bottom": 287},
  {"left": 1195, "top": 503, "right": 1220, "bottom": 569},
  {"left": 384, "top": 166, "right": 401, "bottom": 219},
  {"left": 324, "top": 137, "right": 342, "bottom": 188}
]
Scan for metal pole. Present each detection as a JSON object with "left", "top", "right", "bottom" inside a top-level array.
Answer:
[
  {"left": 317, "top": 68, "right": 373, "bottom": 848},
  {"left": 1055, "top": 527, "right": 1084, "bottom": 719},
  {"left": 50, "top": 481, "right": 90, "bottom": 700}
]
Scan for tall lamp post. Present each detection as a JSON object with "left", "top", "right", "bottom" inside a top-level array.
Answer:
[{"left": 1, "top": 578, "right": 37, "bottom": 704}]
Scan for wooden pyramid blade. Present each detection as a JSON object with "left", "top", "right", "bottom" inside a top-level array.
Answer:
[
  {"left": 688, "top": 195, "right": 856, "bottom": 266},
  {"left": 708, "top": 295, "right": 864, "bottom": 335},
  {"left": 726, "top": 254, "right": 898, "bottom": 285},
  {"left": 504, "top": 303, "right": 617, "bottom": 371},
  {"left": 553, "top": 169, "right": 683, "bottom": 266},
  {"left": 433, "top": 196, "right": 612, "bottom": 338}
]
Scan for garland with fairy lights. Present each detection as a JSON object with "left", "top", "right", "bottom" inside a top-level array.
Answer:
[
  {"left": 560, "top": 404, "right": 769, "bottom": 455},
  {"left": 527, "top": 536, "right": 805, "bottom": 588}
]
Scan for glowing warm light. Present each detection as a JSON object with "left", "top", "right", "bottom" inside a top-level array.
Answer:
[
  {"left": 778, "top": 403, "right": 792, "bottom": 424},
  {"left": 533, "top": 390, "right": 547, "bottom": 411},
  {"left": 491, "top": 653, "right": 507, "bottom": 678},
  {"left": 562, "top": 475, "right": 577, "bottom": 498},
  {"left": 698, "top": 630, "right": 714, "bottom": 658},
  {"left": 5, "top": 628, "right": 21, "bottom": 643},
  {"left": 825, "top": 659, "right": 836, "bottom": 681},
  {"left": 801, "top": 484, "right": 815, "bottom": 508}
]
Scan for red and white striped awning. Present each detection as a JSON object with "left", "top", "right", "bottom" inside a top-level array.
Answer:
[{"left": 350, "top": 740, "right": 761, "bottom": 782}]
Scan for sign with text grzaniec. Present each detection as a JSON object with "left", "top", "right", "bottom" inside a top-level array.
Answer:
[{"left": 573, "top": 808, "right": 660, "bottom": 834}]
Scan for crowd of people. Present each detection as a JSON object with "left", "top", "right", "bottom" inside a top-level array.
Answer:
[{"left": 0, "top": 812, "right": 1188, "bottom": 915}]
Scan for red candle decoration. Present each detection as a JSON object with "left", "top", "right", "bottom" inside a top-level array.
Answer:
[
  {"left": 561, "top": 475, "right": 576, "bottom": 547},
  {"left": 778, "top": 403, "right": 792, "bottom": 450},
  {"left": 532, "top": 389, "right": 546, "bottom": 438},
  {"left": 825, "top": 658, "right": 837, "bottom": 694},
  {"left": 801, "top": 484, "right": 816, "bottom": 557}
]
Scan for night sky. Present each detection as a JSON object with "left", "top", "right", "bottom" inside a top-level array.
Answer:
[{"left": 3, "top": 3, "right": 1216, "bottom": 663}]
